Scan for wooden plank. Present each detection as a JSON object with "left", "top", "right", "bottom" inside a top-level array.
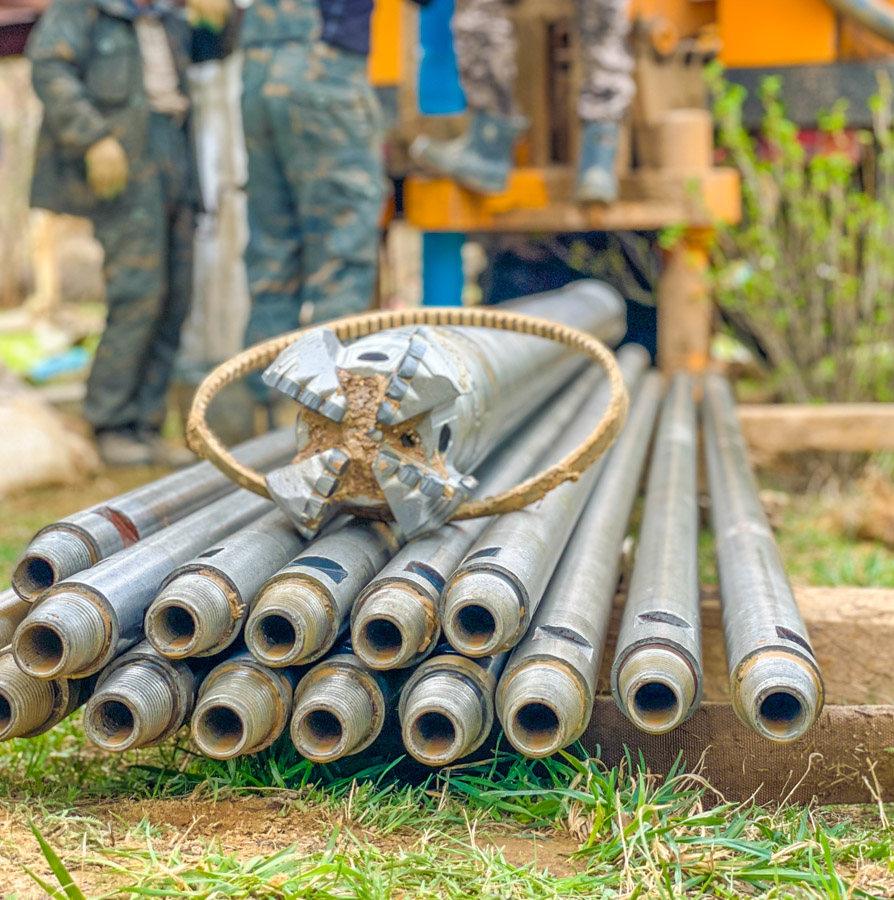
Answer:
[
  {"left": 738, "top": 404, "right": 894, "bottom": 454},
  {"left": 404, "top": 165, "right": 741, "bottom": 232}
]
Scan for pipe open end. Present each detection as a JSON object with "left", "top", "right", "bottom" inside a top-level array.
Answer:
[
  {"left": 251, "top": 614, "right": 298, "bottom": 663},
  {"left": 297, "top": 709, "right": 344, "bottom": 758},
  {"left": 89, "top": 699, "right": 136, "bottom": 748},
  {"left": 196, "top": 705, "right": 247, "bottom": 757},
  {"left": 14, "top": 557, "right": 55, "bottom": 599},
  {"left": 758, "top": 691, "right": 805, "bottom": 740},
  {"left": 632, "top": 682, "right": 681, "bottom": 731},
  {"left": 451, "top": 605, "right": 496, "bottom": 652},
  {"left": 410, "top": 711, "right": 458, "bottom": 762},
  {"left": 153, "top": 605, "right": 198, "bottom": 654},
  {"left": 361, "top": 619, "right": 404, "bottom": 665},
  {"left": 511, "top": 702, "right": 562, "bottom": 756},
  {"left": 14, "top": 623, "right": 66, "bottom": 678}
]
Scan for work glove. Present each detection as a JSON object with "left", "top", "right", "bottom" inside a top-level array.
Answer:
[
  {"left": 187, "top": 0, "right": 230, "bottom": 32},
  {"left": 85, "top": 136, "right": 129, "bottom": 200}
]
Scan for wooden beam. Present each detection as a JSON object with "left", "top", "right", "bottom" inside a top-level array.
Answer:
[{"left": 738, "top": 403, "right": 894, "bottom": 454}]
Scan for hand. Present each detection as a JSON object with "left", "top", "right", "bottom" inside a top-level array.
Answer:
[
  {"left": 187, "top": 0, "right": 230, "bottom": 32},
  {"left": 85, "top": 136, "right": 129, "bottom": 200}
]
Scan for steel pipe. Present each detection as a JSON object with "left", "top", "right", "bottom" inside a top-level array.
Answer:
[
  {"left": 351, "top": 368, "right": 600, "bottom": 670},
  {"left": 246, "top": 521, "right": 401, "bottom": 667},
  {"left": 146, "top": 510, "right": 306, "bottom": 659},
  {"left": 703, "top": 373, "right": 824, "bottom": 742},
  {"left": 399, "top": 649, "right": 506, "bottom": 766},
  {"left": 496, "top": 373, "right": 663, "bottom": 756},
  {"left": 612, "top": 373, "right": 701, "bottom": 734},
  {"left": 0, "top": 589, "right": 29, "bottom": 649},
  {"left": 13, "top": 491, "right": 272, "bottom": 680},
  {"left": 0, "top": 650, "right": 91, "bottom": 741},
  {"left": 13, "top": 429, "right": 295, "bottom": 601},
  {"left": 84, "top": 642, "right": 197, "bottom": 751},
  {"left": 191, "top": 651, "right": 298, "bottom": 759},
  {"left": 290, "top": 652, "right": 404, "bottom": 762},
  {"left": 441, "top": 345, "right": 650, "bottom": 658},
  {"left": 262, "top": 281, "right": 626, "bottom": 538}
]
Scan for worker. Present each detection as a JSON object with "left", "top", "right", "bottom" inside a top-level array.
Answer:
[
  {"left": 26, "top": 0, "right": 231, "bottom": 467},
  {"left": 240, "top": 0, "right": 387, "bottom": 367},
  {"left": 411, "top": 0, "right": 634, "bottom": 202}
]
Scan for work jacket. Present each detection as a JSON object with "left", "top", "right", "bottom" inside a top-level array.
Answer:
[{"left": 26, "top": 0, "right": 214, "bottom": 217}]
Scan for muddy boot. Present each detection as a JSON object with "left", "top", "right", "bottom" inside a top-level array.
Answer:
[
  {"left": 139, "top": 429, "right": 196, "bottom": 468},
  {"left": 410, "top": 110, "right": 527, "bottom": 194},
  {"left": 96, "top": 428, "right": 153, "bottom": 467},
  {"left": 576, "top": 122, "right": 621, "bottom": 204}
]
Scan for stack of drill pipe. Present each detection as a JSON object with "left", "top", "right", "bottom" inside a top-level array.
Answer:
[
  {"left": 495, "top": 373, "right": 664, "bottom": 758},
  {"left": 702, "top": 373, "right": 824, "bottom": 742},
  {"left": 11, "top": 489, "right": 273, "bottom": 681},
  {"left": 350, "top": 367, "right": 602, "bottom": 672},
  {"left": 439, "top": 344, "right": 650, "bottom": 660},
  {"left": 261, "top": 280, "right": 627, "bottom": 539},
  {"left": 611, "top": 373, "right": 701, "bottom": 735},
  {"left": 12, "top": 429, "right": 296, "bottom": 601}
]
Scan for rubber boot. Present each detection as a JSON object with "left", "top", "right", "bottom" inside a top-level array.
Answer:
[
  {"left": 576, "top": 121, "right": 621, "bottom": 204},
  {"left": 410, "top": 110, "right": 527, "bottom": 195}
]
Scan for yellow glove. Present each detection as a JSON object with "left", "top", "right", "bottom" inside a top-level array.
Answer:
[
  {"left": 85, "top": 136, "right": 129, "bottom": 200},
  {"left": 187, "top": 0, "right": 230, "bottom": 32}
]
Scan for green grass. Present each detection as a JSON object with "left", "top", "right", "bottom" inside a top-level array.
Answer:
[{"left": 6, "top": 741, "right": 893, "bottom": 899}]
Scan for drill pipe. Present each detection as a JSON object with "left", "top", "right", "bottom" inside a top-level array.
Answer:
[
  {"left": 262, "top": 281, "right": 627, "bottom": 538},
  {"left": 290, "top": 651, "right": 407, "bottom": 762},
  {"left": 84, "top": 642, "right": 197, "bottom": 752},
  {"left": 245, "top": 521, "right": 401, "bottom": 667},
  {"left": 496, "top": 373, "right": 663, "bottom": 757},
  {"left": 350, "top": 368, "right": 601, "bottom": 670},
  {"left": 13, "top": 429, "right": 295, "bottom": 601},
  {"left": 191, "top": 651, "right": 299, "bottom": 758},
  {"left": 0, "top": 589, "right": 29, "bottom": 649},
  {"left": 703, "top": 373, "right": 824, "bottom": 742},
  {"left": 0, "top": 650, "right": 92, "bottom": 741},
  {"left": 611, "top": 373, "right": 701, "bottom": 734},
  {"left": 13, "top": 491, "right": 272, "bottom": 680},
  {"left": 399, "top": 648, "right": 506, "bottom": 766},
  {"left": 441, "top": 345, "right": 651, "bottom": 658},
  {"left": 146, "top": 510, "right": 306, "bottom": 659}
]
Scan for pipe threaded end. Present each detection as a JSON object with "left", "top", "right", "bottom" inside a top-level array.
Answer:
[
  {"left": 500, "top": 664, "right": 582, "bottom": 757},
  {"left": 0, "top": 654, "right": 56, "bottom": 740},
  {"left": 616, "top": 646, "right": 696, "bottom": 735},
  {"left": 245, "top": 582, "right": 330, "bottom": 666},
  {"left": 442, "top": 571, "right": 521, "bottom": 657},
  {"left": 352, "top": 587, "right": 431, "bottom": 669},
  {"left": 148, "top": 574, "right": 232, "bottom": 658},
  {"left": 13, "top": 531, "right": 94, "bottom": 600},
  {"left": 86, "top": 662, "right": 175, "bottom": 751},
  {"left": 192, "top": 668, "right": 280, "bottom": 758},
  {"left": 291, "top": 670, "right": 377, "bottom": 762},
  {"left": 401, "top": 672, "right": 484, "bottom": 766},
  {"left": 14, "top": 594, "right": 106, "bottom": 678}
]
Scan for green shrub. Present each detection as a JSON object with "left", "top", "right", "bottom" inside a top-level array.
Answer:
[{"left": 707, "top": 63, "right": 894, "bottom": 405}]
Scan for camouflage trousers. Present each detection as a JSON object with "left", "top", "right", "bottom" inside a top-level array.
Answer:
[
  {"left": 85, "top": 112, "right": 195, "bottom": 433},
  {"left": 453, "top": 0, "right": 634, "bottom": 123},
  {"left": 242, "top": 39, "right": 385, "bottom": 353}
]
